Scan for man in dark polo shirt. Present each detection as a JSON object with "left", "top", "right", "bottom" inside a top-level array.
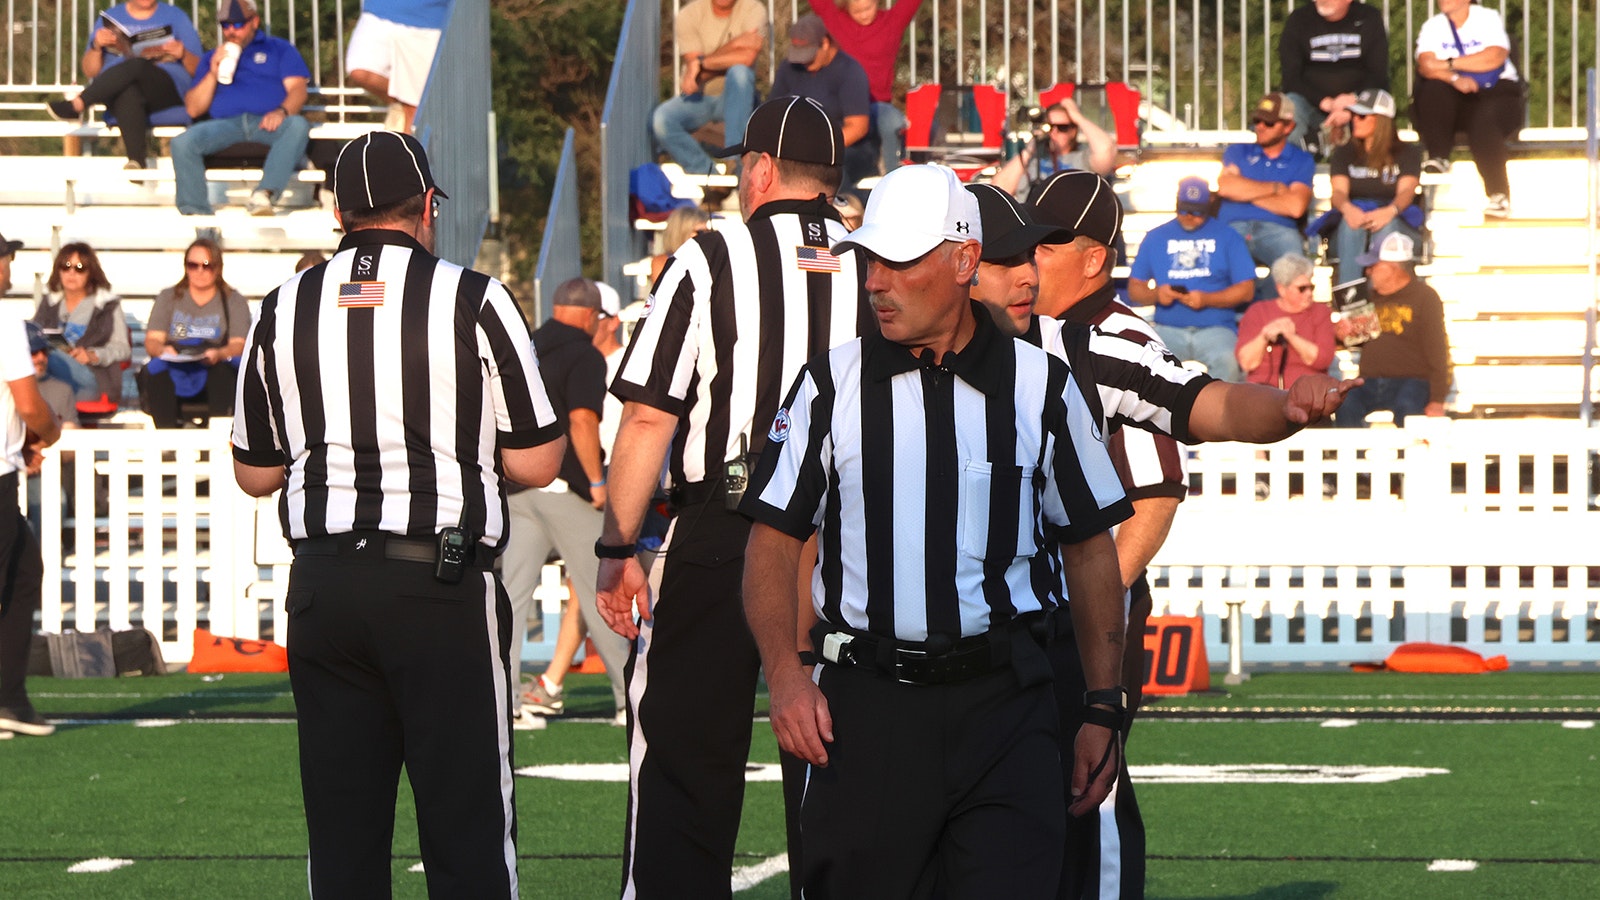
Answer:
[{"left": 773, "top": 14, "right": 872, "bottom": 186}]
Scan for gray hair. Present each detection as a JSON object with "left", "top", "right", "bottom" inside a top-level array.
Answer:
[{"left": 1270, "top": 252, "right": 1314, "bottom": 286}]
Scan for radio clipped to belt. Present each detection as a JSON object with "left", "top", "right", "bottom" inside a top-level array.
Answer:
[
  {"left": 723, "top": 433, "right": 749, "bottom": 511},
  {"left": 435, "top": 511, "right": 473, "bottom": 585}
]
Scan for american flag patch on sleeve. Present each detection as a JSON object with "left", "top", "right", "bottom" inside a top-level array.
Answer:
[
  {"left": 338, "top": 282, "right": 386, "bottom": 307},
  {"left": 795, "top": 246, "right": 841, "bottom": 273}
]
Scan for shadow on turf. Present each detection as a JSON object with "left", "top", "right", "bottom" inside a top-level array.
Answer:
[
  {"left": 49, "top": 673, "right": 296, "bottom": 722},
  {"left": 1151, "top": 882, "right": 1336, "bottom": 900}
]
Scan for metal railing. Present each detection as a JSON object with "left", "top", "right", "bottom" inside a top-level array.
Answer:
[
  {"left": 532, "top": 128, "right": 582, "bottom": 325},
  {"left": 413, "top": 0, "right": 492, "bottom": 267}
]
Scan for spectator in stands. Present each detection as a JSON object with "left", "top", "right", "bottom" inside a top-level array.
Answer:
[
  {"left": 991, "top": 97, "right": 1117, "bottom": 199},
  {"left": 773, "top": 18, "right": 873, "bottom": 186},
  {"left": 1327, "top": 89, "right": 1424, "bottom": 284},
  {"left": 649, "top": 206, "right": 715, "bottom": 284},
  {"left": 1336, "top": 232, "right": 1452, "bottom": 425},
  {"left": 171, "top": 0, "right": 312, "bottom": 217},
  {"left": 832, "top": 191, "right": 864, "bottom": 229},
  {"left": 652, "top": 0, "right": 768, "bottom": 176},
  {"left": 1278, "top": 0, "right": 1390, "bottom": 153},
  {"left": 47, "top": 0, "right": 203, "bottom": 172},
  {"left": 1413, "top": 0, "right": 1524, "bottom": 220},
  {"left": 0, "top": 233, "right": 15, "bottom": 298},
  {"left": 25, "top": 325, "right": 79, "bottom": 427},
  {"left": 294, "top": 250, "right": 327, "bottom": 273},
  {"left": 807, "top": 0, "right": 926, "bottom": 175},
  {"left": 1128, "top": 177, "right": 1257, "bottom": 380},
  {"left": 1236, "top": 254, "right": 1337, "bottom": 389},
  {"left": 1215, "top": 92, "right": 1314, "bottom": 298},
  {"left": 31, "top": 242, "right": 131, "bottom": 405},
  {"left": 345, "top": 0, "right": 449, "bottom": 133},
  {"left": 139, "top": 238, "right": 249, "bottom": 428}
]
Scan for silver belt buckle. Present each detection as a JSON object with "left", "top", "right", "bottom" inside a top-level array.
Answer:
[
  {"left": 893, "top": 647, "right": 928, "bottom": 684},
  {"left": 821, "top": 632, "right": 855, "bottom": 665}
]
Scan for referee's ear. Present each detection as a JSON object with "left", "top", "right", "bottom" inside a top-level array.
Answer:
[{"left": 952, "top": 239, "right": 982, "bottom": 289}]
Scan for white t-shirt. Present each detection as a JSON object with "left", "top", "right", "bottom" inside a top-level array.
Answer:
[
  {"left": 1416, "top": 6, "right": 1519, "bottom": 82},
  {"left": 0, "top": 312, "right": 40, "bottom": 476}
]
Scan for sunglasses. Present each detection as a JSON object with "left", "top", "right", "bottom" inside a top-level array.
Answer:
[
  {"left": 1251, "top": 119, "right": 1284, "bottom": 129},
  {"left": 59, "top": 261, "right": 86, "bottom": 272},
  {"left": 221, "top": 19, "right": 251, "bottom": 30},
  {"left": 186, "top": 259, "right": 215, "bottom": 271},
  {"left": 1291, "top": 284, "right": 1315, "bottom": 293}
]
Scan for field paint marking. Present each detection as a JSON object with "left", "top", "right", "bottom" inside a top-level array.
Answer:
[
  {"left": 135, "top": 719, "right": 178, "bottom": 728},
  {"left": 1428, "top": 859, "right": 1480, "bottom": 872},
  {"left": 517, "top": 763, "right": 1447, "bottom": 785},
  {"left": 731, "top": 854, "right": 788, "bottom": 892},
  {"left": 1562, "top": 721, "right": 1595, "bottom": 729},
  {"left": 68, "top": 858, "right": 135, "bottom": 873},
  {"left": 408, "top": 862, "right": 425, "bottom": 873},
  {"left": 1321, "top": 718, "right": 1359, "bottom": 728}
]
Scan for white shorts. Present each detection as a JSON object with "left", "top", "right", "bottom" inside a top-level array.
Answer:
[{"left": 344, "top": 11, "right": 442, "bottom": 107}]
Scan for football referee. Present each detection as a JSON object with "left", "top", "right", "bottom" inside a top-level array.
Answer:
[
  {"left": 595, "top": 96, "right": 869, "bottom": 898},
  {"left": 742, "top": 164, "right": 1133, "bottom": 898},
  {"left": 231, "top": 131, "right": 566, "bottom": 898}
]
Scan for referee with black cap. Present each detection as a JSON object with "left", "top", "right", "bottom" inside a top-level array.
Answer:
[
  {"left": 596, "top": 95, "right": 869, "bottom": 898},
  {"left": 232, "top": 130, "right": 566, "bottom": 898}
]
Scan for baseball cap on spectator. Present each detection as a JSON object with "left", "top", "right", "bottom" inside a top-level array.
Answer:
[
  {"left": 786, "top": 14, "right": 828, "bottom": 65},
  {"left": 1347, "top": 89, "right": 1398, "bottom": 119},
  {"left": 715, "top": 96, "right": 842, "bottom": 166},
  {"left": 24, "top": 323, "right": 48, "bottom": 354},
  {"left": 1175, "top": 177, "right": 1212, "bottom": 216},
  {"left": 333, "top": 131, "right": 449, "bottom": 213},
  {"left": 552, "top": 277, "right": 604, "bottom": 311},
  {"left": 966, "top": 183, "right": 1070, "bottom": 261},
  {"left": 1251, "top": 91, "right": 1295, "bottom": 125},
  {"left": 219, "top": 0, "right": 257, "bottom": 25},
  {"left": 1354, "top": 231, "right": 1416, "bottom": 268},
  {"left": 595, "top": 281, "right": 623, "bottom": 318},
  {"left": 834, "top": 164, "right": 981, "bottom": 262},
  {"left": 0, "top": 230, "right": 20, "bottom": 258},
  {"left": 1027, "top": 169, "right": 1123, "bottom": 247}
]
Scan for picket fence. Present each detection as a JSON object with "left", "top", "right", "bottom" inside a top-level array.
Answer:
[{"left": 24, "top": 417, "right": 1600, "bottom": 668}]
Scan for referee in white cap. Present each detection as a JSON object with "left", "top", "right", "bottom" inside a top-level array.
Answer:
[{"left": 232, "top": 131, "right": 566, "bottom": 898}]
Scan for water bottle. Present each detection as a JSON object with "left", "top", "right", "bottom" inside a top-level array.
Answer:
[{"left": 216, "top": 42, "right": 242, "bottom": 85}]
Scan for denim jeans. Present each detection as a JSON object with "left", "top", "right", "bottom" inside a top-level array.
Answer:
[
  {"left": 171, "top": 113, "right": 312, "bottom": 214},
  {"left": 1335, "top": 376, "right": 1431, "bottom": 427},
  {"left": 1228, "top": 220, "right": 1306, "bottom": 299},
  {"left": 873, "top": 101, "right": 906, "bottom": 173},
  {"left": 1151, "top": 323, "right": 1243, "bottom": 382},
  {"left": 650, "top": 65, "right": 756, "bottom": 174},
  {"left": 1333, "top": 218, "right": 1420, "bottom": 286},
  {"left": 1286, "top": 92, "right": 1326, "bottom": 152}
]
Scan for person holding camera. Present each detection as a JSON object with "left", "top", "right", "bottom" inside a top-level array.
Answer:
[
  {"left": 231, "top": 131, "right": 566, "bottom": 897},
  {"left": 991, "top": 96, "right": 1116, "bottom": 200}
]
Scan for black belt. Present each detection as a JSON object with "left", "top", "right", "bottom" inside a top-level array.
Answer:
[
  {"left": 811, "top": 613, "right": 1046, "bottom": 686},
  {"left": 668, "top": 479, "right": 724, "bottom": 510},
  {"left": 292, "top": 531, "right": 495, "bottom": 568}
]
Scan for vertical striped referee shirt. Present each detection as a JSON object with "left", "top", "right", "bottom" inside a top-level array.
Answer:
[
  {"left": 231, "top": 229, "right": 562, "bottom": 548},
  {"left": 612, "top": 197, "right": 870, "bottom": 487},
  {"left": 743, "top": 305, "right": 1133, "bottom": 643}
]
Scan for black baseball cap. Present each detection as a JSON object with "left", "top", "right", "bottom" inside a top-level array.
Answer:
[
  {"left": 966, "top": 183, "right": 1070, "bottom": 261},
  {"left": 1027, "top": 169, "right": 1123, "bottom": 247},
  {"left": 0, "top": 230, "right": 19, "bottom": 258},
  {"left": 24, "top": 323, "right": 48, "bottom": 354},
  {"left": 715, "top": 96, "right": 841, "bottom": 167},
  {"left": 333, "top": 131, "right": 449, "bottom": 214}
]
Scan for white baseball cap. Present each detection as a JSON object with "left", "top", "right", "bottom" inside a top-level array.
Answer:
[
  {"left": 595, "top": 281, "right": 622, "bottom": 318},
  {"left": 1355, "top": 231, "right": 1415, "bottom": 268},
  {"left": 834, "top": 164, "right": 982, "bottom": 262}
]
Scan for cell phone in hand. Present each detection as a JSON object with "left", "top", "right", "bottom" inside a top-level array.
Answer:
[{"left": 1169, "top": 284, "right": 1189, "bottom": 294}]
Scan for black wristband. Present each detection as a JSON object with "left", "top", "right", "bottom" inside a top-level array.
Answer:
[
  {"left": 594, "top": 538, "right": 636, "bottom": 560},
  {"left": 798, "top": 650, "right": 818, "bottom": 666},
  {"left": 1079, "top": 705, "right": 1123, "bottom": 731},
  {"left": 1083, "top": 686, "right": 1129, "bottom": 714}
]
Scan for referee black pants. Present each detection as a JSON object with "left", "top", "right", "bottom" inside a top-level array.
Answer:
[
  {"left": 622, "top": 503, "right": 761, "bottom": 899},
  {"left": 0, "top": 474, "right": 44, "bottom": 712},
  {"left": 285, "top": 551, "right": 518, "bottom": 899}
]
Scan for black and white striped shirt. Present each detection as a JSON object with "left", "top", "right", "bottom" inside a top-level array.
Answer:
[
  {"left": 744, "top": 306, "right": 1132, "bottom": 642},
  {"left": 612, "top": 197, "right": 870, "bottom": 486},
  {"left": 232, "top": 229, "right": 562, "bottom": 547}
]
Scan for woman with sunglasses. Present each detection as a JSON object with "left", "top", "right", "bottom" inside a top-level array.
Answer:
[
  {"left": 31, "top": 242, "right": 132, "bottom": 404},
  {"left": 1235, "top": 253, "right": 1336, "bottom": 390},
  {"left": 1327, "top": 89, "right": 1424, "bottom": 285},
  {"left": 139, "top": 238, "right": 250, "bottom": 428}
]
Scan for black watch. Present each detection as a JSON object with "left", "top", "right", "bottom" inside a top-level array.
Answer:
[
  {"left": 594, "top": 539, "right": 637, "bottom": 560},
  {"left": 1083, "top": 687, "right": 1129, "bottom": 714}
]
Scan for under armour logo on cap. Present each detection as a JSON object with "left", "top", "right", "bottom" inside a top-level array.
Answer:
[
  {"left": 332, "top": 131, "right": 450, "bottom": 213},
  {"left": 832, "top": 164, "right": 983, "bottom": 263}
]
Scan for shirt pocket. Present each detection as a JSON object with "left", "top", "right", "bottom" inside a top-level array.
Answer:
[{"left": 959, "top": 461, "right": 1040, "bottom": 560}]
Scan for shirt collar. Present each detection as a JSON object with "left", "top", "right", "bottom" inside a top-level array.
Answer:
[
  {"left": 336, "top": 227, "right": 429, "bottom": 255},
  {"left": 1058, "top": 280, "right": 1117, "bottom": 325},
  {"left": 862, "top": 301, "right": 1014, "bottom": 396},
  {"left": 746, "top": 194, "right": 843, "bottom": 224}
]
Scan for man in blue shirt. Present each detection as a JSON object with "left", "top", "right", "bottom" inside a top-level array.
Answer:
[
  {"left": 1214, "top": 92, "right": 1315, "bottom": 299},
  {"left": 171, "top": 0, "right": 312, "bottom": 216},
  {"left": 771, "top": 15, "right": 872, "bottom": 186},
  {"left": 1129, "top": 177, "right": 1256, "bottom": 381}
]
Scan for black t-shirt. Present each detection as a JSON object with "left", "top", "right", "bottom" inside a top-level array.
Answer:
[
  {"left": 1279, "top": 1, "right": 1390, "bottom": 102},
  {"left": 771, "top": 50, "right": 870, "bottom": 128},
  {"left": 1329, "top": 140, "right": 1423, "bottom": 203},
  {"left": 530, "top": 318, "right": 607, "bottom": 501}
]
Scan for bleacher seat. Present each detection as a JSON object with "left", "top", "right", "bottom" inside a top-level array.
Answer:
[{"left": 903, "top": 84, "right": 1008, "bottom": 181}]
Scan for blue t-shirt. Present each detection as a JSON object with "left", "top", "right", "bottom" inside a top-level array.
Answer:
[
  {"left": 1215, "top": 142, "right": 1316, "bottom": 230},
  {"left": 1130, "top": 216, "right": 1257, "bottom": 330},
  {"left": 196, "top": 31, "right": 312, "bottom": 120},
  {"left": 363, "top": 0, "right": 453, "bottom": 30},
  {"left": 771, "top": 52, "right": 870, "bottom": 128},
  {"left": 90, "top": 3, "right": 205, "bottom": 97}
]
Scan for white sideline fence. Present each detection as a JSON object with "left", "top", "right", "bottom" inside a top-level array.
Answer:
[{"left": 22, "top": 417, "right": 1600, "bottom": 668}]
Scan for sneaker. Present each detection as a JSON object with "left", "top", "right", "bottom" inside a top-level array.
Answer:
[
  {"left": 0, "top": 706, "right": 55, "bottom": 737},
  {"left": 246, "top": 189, "right": 275, "bottom": 216},
  {"left": 1422, "top": 157, "right": 1451, "bottom": 175},
  {"left": 46, "top": 99, "right": 80, "bottom": 122},
  {"left": 510, "top": 707, "right": 548, "bottom": 731},
  {"left": 521, "top": 676, "right": 564, "bottom": 715},
  {"left": 1484, "top": 193, "right": 1510, "bottom": 220},
  {"left": 613, "top": 709, "right": 628, "bottom": 727}
]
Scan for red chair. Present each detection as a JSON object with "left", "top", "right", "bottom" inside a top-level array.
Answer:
[
  {"left": 902, "top": 84, "right": 1009, "bottom": 182},
  {"left": 1038, "top": 82, "right": 1142, "bottom": 151}
]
